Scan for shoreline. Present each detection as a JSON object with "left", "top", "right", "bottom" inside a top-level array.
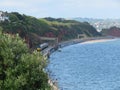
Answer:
[
  {"left": 58, "top": 36, "right": 116, "bottom": 48},
  {"left": 46, "top": 36, "right": 117, "bottom": 90},
  {"left": 47, "top": 37, "right": 120, "bottom": 90},
  {"left": 80, "top": 38, "right": 116, "bottom": 44}
]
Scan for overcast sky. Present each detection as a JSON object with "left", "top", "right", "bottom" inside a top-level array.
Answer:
[{"left": 0, "top": 0, "right": 120, "bottom": 19}]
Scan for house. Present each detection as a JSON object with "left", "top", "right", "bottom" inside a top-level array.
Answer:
[{"left": 0, "top": 11, "right": 9, "bottom": 22}]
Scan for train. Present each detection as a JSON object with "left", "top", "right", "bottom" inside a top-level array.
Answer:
[{"left": 39, "top": 43, "right": 49, "bottom": 51}]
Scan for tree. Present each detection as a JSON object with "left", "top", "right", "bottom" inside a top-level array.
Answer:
[{"left": 0, "top": 28, "right": 50, "bottom": 90}]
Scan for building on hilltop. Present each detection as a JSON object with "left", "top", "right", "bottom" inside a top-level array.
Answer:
[{"left": 0, "top": 11, "right": 9, "bottom": 22}]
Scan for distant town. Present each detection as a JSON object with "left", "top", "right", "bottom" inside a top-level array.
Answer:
[
  {"left": 0, "top": 11, "right": 9, "bottom": 22},
  {"left": 73, "top": 18, "right": 120, "bottom": 32}
]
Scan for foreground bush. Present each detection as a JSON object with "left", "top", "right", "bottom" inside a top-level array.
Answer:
[{"left": 0, "top": 28, "right": 50, "bottom": 90}]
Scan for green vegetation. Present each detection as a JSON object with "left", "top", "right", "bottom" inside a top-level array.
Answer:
[
  {"left": 0, "top": 11, "right": 102, "bottom": 90},
  {"left": 0, "top": 12, "right": 101, "bottom": 48},
  {"left": 0, "top": 28, "right": 50, "bottom": 90}
]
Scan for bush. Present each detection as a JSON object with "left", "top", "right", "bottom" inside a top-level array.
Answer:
[{"left": 0, "top": 28, "right": 50, "bottom": 90}]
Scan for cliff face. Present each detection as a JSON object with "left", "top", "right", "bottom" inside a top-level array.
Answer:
[
  {"left": 0, "top": 12, "right": 101, "bottom": 48},
  {"left": 101, "top": 27, "right": 120, "bottom": 37}
]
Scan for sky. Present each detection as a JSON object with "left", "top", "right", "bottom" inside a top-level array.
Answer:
[{"left": 0, "top": 0, "right": 120, "bottom": 19}]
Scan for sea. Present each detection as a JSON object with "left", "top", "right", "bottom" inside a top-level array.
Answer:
[{"left": 47, "top": 39, "right": 120, "bottom": 90}]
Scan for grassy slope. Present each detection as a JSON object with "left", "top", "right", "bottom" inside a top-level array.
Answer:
[{"left": 0, "top": 12, "right": 101, "bottom": 48}]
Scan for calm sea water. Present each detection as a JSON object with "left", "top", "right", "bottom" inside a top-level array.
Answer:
[{"left": 47, "top": 39, "right": 120, "bottom": 90}]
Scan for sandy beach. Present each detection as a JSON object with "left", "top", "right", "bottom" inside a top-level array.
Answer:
[
  {"left": 80, "top": 38, "right": 116, "bottom": 44},
  {"left": 59, "top": 37, "right": 116, "bottom": 48}
]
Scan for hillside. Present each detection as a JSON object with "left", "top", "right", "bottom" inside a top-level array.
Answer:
[
  {"left": 73, "top": 18, "right": 120, "bottom": 32},
  {"left": 101, "top": 26, "right": 120, "bottom": 37},
  {"left": 0, "top": 12, "right": 101, "bottom": 48}
]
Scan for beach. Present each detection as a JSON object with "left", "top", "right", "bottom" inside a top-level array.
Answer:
[
  {"left": 59, "top": 36, "right": 116, "bottom": 48},
  {"left": 80, "top": 38, "right": 116, "bottom": 44}
]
